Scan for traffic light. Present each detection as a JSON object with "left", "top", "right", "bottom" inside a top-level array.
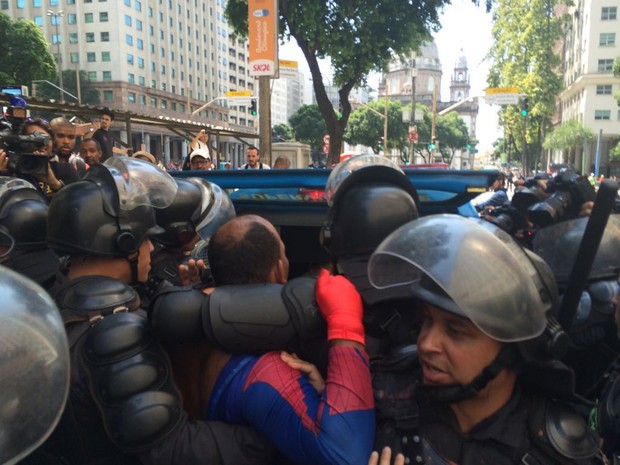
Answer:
[
  {"left": 249, "top": 99, "right": 257, "bottom": 116},
  {"left": 378, "top": 137, "right": 385, "bottom": 150},
  {"left": 337, "top": 103, "right": 343, "bottom": 120},
  {"left": 429, "top": 137, "right": 438, "bottom": 151},
  {"left": 520, "top": 98, "right": 529, "bottom": 118},
  {"left": 466, "top": 143, "right": 472, "bottom": 150}
]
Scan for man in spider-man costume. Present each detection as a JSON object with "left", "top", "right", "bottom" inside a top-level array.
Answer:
[{"left": 155, "top": 214, "right": 375, "bottom": 465}]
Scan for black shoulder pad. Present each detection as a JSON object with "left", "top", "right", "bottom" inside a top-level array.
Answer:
[
  {"left": 80, "top": 312, "right": 183, "bottom": 452},
  {"left": 149, "top": 286, "right": 207, "bottom": 343},
  {"left": 204, "top": 283, "right": 296, "bottom": 353},
  {"left": 57, "top": 275, "right": 139, "bottom": 324},
  {"left": 535, "top": 398, "right": 600, "bottom": 461}
]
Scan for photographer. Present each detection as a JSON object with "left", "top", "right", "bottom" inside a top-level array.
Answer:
[
  {"left": 19, "top": 118, "right": 65, "bottom": 201},
  {"left": 474, "top": 172, "right": 508, "bottom": 213}
]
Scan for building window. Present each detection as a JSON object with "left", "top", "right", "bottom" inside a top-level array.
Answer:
[
  {"left": 100, "top": 31, "right": 109, "bottom": 41},
  {"left": 103, "top": 90, "right": 113, "bottom": 101},
  {"left": 85, "top": 12, "right": 93, "bottom": 22},
  {"left": 180, "top": 103, "right": 185, "bottom": 113},
  {"left": 137, "top": 38, "right": 143, "bottom": 49},
  {"left": 600, "top": 33, "right": 616, "bottom": 46},
  {"left": 134, "top": 0, "right": 141, "bottom": 11},
  {"left": 70, "top": 52, "right": 79, "bottom": 63},
  {"left": 67, "top": 13, "right": 77, "bottom": 24},
  {"left": 101, "top": 51, "right": 111, "bottom": 62},
  {"left": 618, "top": 110, "right": 620, "bottom": 121},
  {"left": 138, "top": 76, "right": 145, "bottom": 86},
  {"left": 124, "top": 0, "right": 129, "bottom": 5},
  {"left": 49, "top": 13, "right": 60, "bottom": 25},
  {"left": 69, "top": 32, "right": 78, "bottom": 43},
  {"left": 160, "top": 64, "right": 165, "bottom": 74},
  {"left": 594, "top": 110, "right": 611, "bottom": 120},
  {"left": 16, "top": 0, "right": 24, "bottom": 6},
  {"left": 34, "top": 16, "right": 43, "bottom": 25},
  {"left": 137, "top": 57, "right": 145, "bottom": 68},
  {"left": 99, "top": 12, "right": 108, "bottom": 21},
  {"left": 84, "top": 0, "right": 92, "bottom": 3},
  {"left": 86, "top": 32, "right": 95, "bottom": 42},
  {"left": 128, "top": 92, "right": 136, "bottom": 103},
  {"left": 160, "top": 100, "right": 167, "bottom": 109},
  {"left": 127, "top": 54, "right": 134, "bottom": 65},
  {"left": 128, "top": 73, "right": 135, "bottom": 83},
  {"left": 139, "top": 94, "right": 146, "bottom": 105},
  {"left": 87, "top": 52, "right": 96, "bottom": 62},
  {"left": 124, "top": 14, "right": 131, "bottom": 26},
  {"left": 87, "top": 71, "right": 96, "bottom": 80},
  {"left": 102, "top": 71, "right": 111, "bottom": 80},
  {"left": 149, "top": 97, "right": 157, "bottom": 107},
  {"left": 66, "top": 0, "right": 75, "bottom": 4},
  {"left": 601, "top": 6, "right": 617, "bottom": 20},
  {"left": 136, "top": 19, "right": 142, "bottom": 30},
  {"left": 126, "top": 34, "right": 133, "bottom": 46},
  {"left": 597, "top": 85, "right": 613, "bottom": 95},
  {"left": 598, "top": 59, "right": 614, "bottom": 72},
  {"left": 33, "top": 0, "right": 41, "bottom": 6}
]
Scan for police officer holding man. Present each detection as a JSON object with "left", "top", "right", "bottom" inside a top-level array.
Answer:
[{"left": 38, "top": 157, "right": 276, "bottom": 464}]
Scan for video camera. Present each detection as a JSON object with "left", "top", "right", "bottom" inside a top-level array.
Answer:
[
  {"left": 0, "top": 120, "right": 50, "bottom": 176},
  {"left": 527, "top": 169, "right": 595, "bottom": 227}
]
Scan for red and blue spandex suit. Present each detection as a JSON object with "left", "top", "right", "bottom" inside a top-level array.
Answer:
[{"left": 207, "top": 346, "right": 375, "bottom": 465}]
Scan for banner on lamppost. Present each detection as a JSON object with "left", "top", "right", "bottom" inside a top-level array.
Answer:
[{"left": 248, "top": 0, "right": 278, "bottom": 77}]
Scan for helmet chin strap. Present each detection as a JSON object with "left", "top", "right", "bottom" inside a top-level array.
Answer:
[
  {"left": 421, "top": 345, "right": 518, "bottom": 404},
  {"left": 125, "top": 250, "right": 141, "bottom": 287}
]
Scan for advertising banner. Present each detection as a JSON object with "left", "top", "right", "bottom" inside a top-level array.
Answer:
[{"left": 248, "top": 0, "right": 278, "bottom": 77}]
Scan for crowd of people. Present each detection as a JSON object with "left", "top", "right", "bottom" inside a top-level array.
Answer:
[{"left": 1, "top": 104, "right": 619, "bottom": 465}]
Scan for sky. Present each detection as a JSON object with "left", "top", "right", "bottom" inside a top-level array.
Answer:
[{"left": 279, "top": 0, "right": 503, "bottom": 153}]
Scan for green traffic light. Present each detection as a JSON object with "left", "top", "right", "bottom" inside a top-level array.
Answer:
[{"left": 521, "top": 109, "right": 528, "bottom": 117}]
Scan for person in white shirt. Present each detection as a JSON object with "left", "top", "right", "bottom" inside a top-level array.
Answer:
[{"left": 242, "top": 146, "right": 270, "bottom": 170}]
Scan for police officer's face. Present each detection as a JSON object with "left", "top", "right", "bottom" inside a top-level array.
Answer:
[{"left": 417, "top": 304, "right": 504, "bottom": 388}]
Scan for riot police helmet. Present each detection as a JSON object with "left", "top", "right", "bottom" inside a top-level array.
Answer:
[
  {"left": 152, "top": 177, "right": 235, "bottom": 248},
  {"left": 47, "top": 157, "right": 177, "bottom": 257},
  {"left": 0, "top": 265, "right": 69, "bottom": 464}
]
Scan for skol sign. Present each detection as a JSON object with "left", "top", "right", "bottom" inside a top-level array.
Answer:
[{"left": 248, "top": 0, "right": 278, "bottom": 77}]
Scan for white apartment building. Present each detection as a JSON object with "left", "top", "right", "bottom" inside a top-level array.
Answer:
[
  {"left": 271, "top": 71, "right": 304, "bottom": 128},
  {"left": 1, "top": 0, "right": 258, "bottom": 165},
  {"left": 559, "top": 0, "right": 620, "bottom": 173}
]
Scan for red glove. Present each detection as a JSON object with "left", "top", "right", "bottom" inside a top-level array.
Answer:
[{"left": 315, "top": 268, "right": 365, "bottom": 345}]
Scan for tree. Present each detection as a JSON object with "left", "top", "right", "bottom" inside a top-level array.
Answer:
[
  {"left": 288, "top": 104, "right": 327, "bottom": 152},
  {"left": 0, "top": 14, "right": 56, "bottom": 87},
  {"left": 542, "top": 120, "right": 593, "bottom": 165},
  {"left": 487, "top": 0, "right": 565, "bottom": 173},
  {"left": 35, "top": 70, "right": 100, "bottom": 105},
  {"left": 435, "top": 112, "right": 470, "bottom": 165},
  {"left": 225, "top": 0, "right": 453, "bottom": 165},
  {"left": 344, "top": 100, "right": 408, "bottom": 154},
  {"left": 609, "top": 140, "right": 620, "bottom": 163},
  {"left": 272, "top": 123, "right": 294, "bottom": 142}
]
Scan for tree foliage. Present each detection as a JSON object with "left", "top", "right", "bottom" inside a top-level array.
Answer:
[
  {"left": 0, "top": 14, "right": 56, "bottom": 86},
  {"left": 272, "top": 123, "right": 294, "bottom": 142},
  {"left": 543, "top": 120, "right": 593, "bottom": 165},
  {"left": 436, "top": 111, "right": 471, "bottom": 164},
  {"left": 288, "top": 104, "right": 327, "bottom": 152},
  {"left": 344, "top": 100, "right": 407, "bottom": 154},
  {"left": 225, "top": 0, "right": 453, "bottom": 165},
  {"left": 487, "top": 0, "right": 565, "bottom": 173}
]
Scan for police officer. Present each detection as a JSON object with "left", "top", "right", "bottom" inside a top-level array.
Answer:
[
  {"left": 149, "top": 177, "right": 235, "bottom": 288},
  {"left": 41, "top": 157, "right": 276, "bottom": 465},
  {"left": 0, "top": 265, "right": 69, "bottom": 465},
  {"left": 366, "top": 214, "right": 603, "bottom": 464},
  {"left": 0, "top": 176, "right": 60, "bottom": 288}
]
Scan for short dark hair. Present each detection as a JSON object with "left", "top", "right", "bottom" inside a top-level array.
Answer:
[
  {"left": 208, "top": 220, "right": 280, "bottom": 285},
  {"left": 81, "top": 138, "right": 102, "bottom": 151},
  {"left": 101, "top": 108, "right": 115, "bottom": 120},
  {"left": 247, "top": 145, "right": 259, "bottom": 155}
]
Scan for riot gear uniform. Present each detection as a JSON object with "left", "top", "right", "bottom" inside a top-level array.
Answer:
[
  {"left": 40, "top": 158, "right": 276, "bottom": 465},
  {"left": 366, "top": 214, "right": 602, "bottom": 464},
  {"left": 0, "top": 176, "right": 60, "bottom": 287}
]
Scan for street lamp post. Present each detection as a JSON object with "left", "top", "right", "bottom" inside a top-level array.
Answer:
[
  {"left": 409, "top": 58, "right": 417, "bottom": 164},
  {"left": 46, "top": 10, "right": 64, "bottom": 101}
]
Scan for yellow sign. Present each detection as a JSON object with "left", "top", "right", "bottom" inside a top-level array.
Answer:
[
  {"left": 248, "top": 0, "right": 278, "bottom": 77},
  {"left": 226, "top": 90, "right": 252, "bottom": 97},
  {"left": 279, "top": 59, "right": 298, "bottom": 69},
  {"left": 485, "top": 87, "right": 520, "bottom": 94}
]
